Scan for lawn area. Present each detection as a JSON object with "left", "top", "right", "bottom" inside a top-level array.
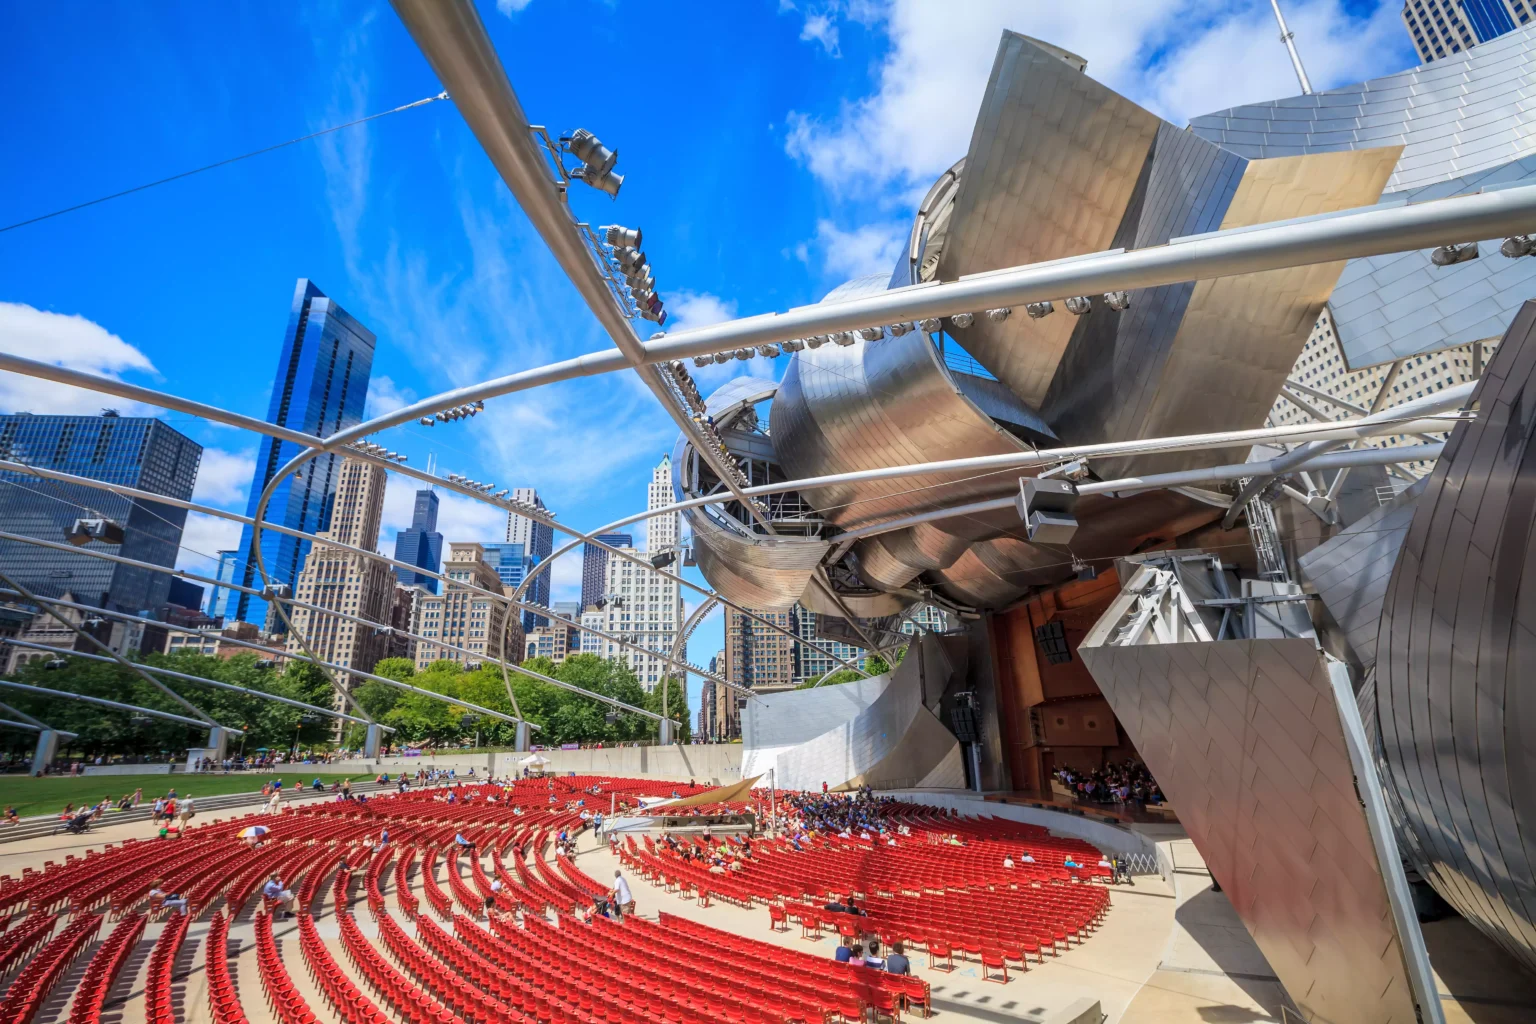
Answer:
[{"left": 0, "top": 772, "right": 378, "bottom": 819}]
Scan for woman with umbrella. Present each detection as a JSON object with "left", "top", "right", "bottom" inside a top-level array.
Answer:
[{"left": 240, "top": 824, "right": 269, "bottom": 849}]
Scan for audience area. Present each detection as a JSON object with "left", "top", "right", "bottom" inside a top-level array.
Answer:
[{"left": 0, "top": 774, "right": 1125, "bottom": 1023}]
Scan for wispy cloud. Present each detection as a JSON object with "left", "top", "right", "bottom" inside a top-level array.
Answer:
[
  {"left": 364, "top": 374, "right": 416, "bottom": 419},
  {"left": 808, "top": 218, "right": 905, "bottom": 282},
  {"left": 0, "top": 302, "right": 158, "bottom": 416},
  {"left": 176, "top": 510, "right": 244, "bottom": 576},
  {"left": 800, "top": 13, "right": 841, "bottom": 56},
  {"left": 496, "top": 0, "right": 534, "bottom": 15}
]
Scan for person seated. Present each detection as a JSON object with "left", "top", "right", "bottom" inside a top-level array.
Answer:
[
  {"left": 728, "top": 858, "right": 743, "bottom": 872},
  {"left": 864, "top": 940, "right": 886, "bottom": 969},
  {"left": 1064, "top": 856, "right": 1081, "bottom": 869},
  {"left": 1020, "top": 851, "right": 1035, "bottom": 863},
  {"left": 835, "top": 937, "right": 853, "bottom": 963},
  {"left": 844, "top": 898, "right": 865, "bottom": 916},
  {"left": 1004, "top": 855, "right": 1015, "bottom": 869},
  {"left": 147, "top": 878, "right": 189, "bottom": 916},
  {"left": 847, "top": 943, "right": 866, "bottom": 967},
  {"left": 709, "top": 858, "right": 726, "bottom": 875},
  {"left": 455, "top": 832, "right": 474, "bottom": 851},
  {"left": 885, "top": 942, "right": 911, "bottom": 975},
  {"left": 262, "top": 874, "right": 297, "bottom": 919},
  {"left": 822, "top": 895, "right": 848, "bottom": 914}
]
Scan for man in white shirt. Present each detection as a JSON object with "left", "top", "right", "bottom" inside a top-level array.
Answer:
[
  {"left": 612, "top": 870, "right": 634, "bottom": 919},
  {"left": 262, "top": 874, "right": 296, "bottom": 920}
]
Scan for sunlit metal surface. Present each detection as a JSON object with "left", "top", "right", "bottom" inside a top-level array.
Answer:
[
  {"left": 1080, "top": 560, "right": 1433, "bottom": 1024},
  {"left": 1190, "top": 25, "right": 1536, "bottom": 368},
  {"left": 1375, "top": 299, "right": 1536, "bottom": 975}
]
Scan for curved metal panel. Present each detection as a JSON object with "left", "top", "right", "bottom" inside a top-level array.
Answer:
[
  {"left": 674, "top": 376, "right": 829, "bottom": 610},
  {"left": 1375, "top": 299, "right": 1536, "bottom": 974},
  {"left": 770, "top": 328, "right": 1030, "bottom": 532},
  {"left": 935, "top": 31, "right": 1162, "bottom": 407}
]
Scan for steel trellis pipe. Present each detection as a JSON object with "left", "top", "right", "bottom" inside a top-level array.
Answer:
[
  {"left": 1, "top": 639, "right": 386, "bottom": 729},
  {"left": 0, "top": 678, "right": 236, "bottom": 732}
]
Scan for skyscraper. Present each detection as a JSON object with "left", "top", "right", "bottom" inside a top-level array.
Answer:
[
  {"left": 646, "top": 455, "right": 679, "bottom": 554},
  {"left": 504, "top": 488, "right": 553, "bottom": 631},
  {"left": 0, "top": 412, "right": 201, "bottom": 613},
  {"left": 599, "top": 544, "right": 682, "bottom": 691},
  {"left": 286, "top": 457, "right": 394, "bottom": 675},
  {"left": 580, "top": 532, "right": 632, "bottom": 609},
  {"left": 233, "top": 279, "right": 375, "bottom": 626},
  {"left": 413, "top": 542, "right": 518, "bottom": 670},
  {"left": 790, "top": 604, "right": 865, "bottom": 684},
  {"left": 1401, "top": 0, "right": 1529, "bottom": 62},
  {"left": 207, "top": 550, "right": 240, "bottom": 620},
  {"left": 724, "top": 606, "right": 796, "bottom": 691},
  {"left": 392, "top": 488, "right": 443, "bottom": 594}
]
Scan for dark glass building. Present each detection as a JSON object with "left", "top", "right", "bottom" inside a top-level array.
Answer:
[
  {"left": 392, "top": 488, "right": 443, "bottom": 594},
  {"left": 233, "top": 279, "right": 375, "bottom": 625},
  {"left": 484, "top": 541, "right": 551, "bottom": 634},
  {"left": 580, "top": 532, "right": 633, "bottom": 609},
  {"left": 0, "top": 412, "right": 201, "bottom": 613}
]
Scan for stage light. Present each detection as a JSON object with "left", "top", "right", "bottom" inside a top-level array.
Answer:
[
  {"left": 603, "top": 224, "right": 641, "bottom": 249},
  {"left": 917, "top": 318, "right": 942, "bottom": 334},
  {"left": 692, "top": 356, "right": 712, "bottom": 367},
  {"left": 858, "top": 327, "right": 884, "bottom": 341},
  {"left": 1430, "top": 242, "right": 1479, "bottom": 266},
  {"left": 1502, "top": 235, "right": 1534, "bottom": 258},
  {"left": 1064, "top": 295, "right": 1092, "bottom": 315},
  {"left": 1103, "top": 291, "right": 1130, "bottom": 311},
  {"left": 1025, "top": 301, "right": 1053, "bottom": 319},
  {"left": 781, "top": 338, "right": 805, "bottom": 352},
  {"left": 831, "top": 332, "right": 855, "bottom": 346},
  {"left": 759, "top": 344, "right": 781, "bottom": 358},
  {"left": 806, "top": 335, "right": 828, "bottom": 349},
  {"left": 565, "top": 129, "right": 623, "bottom": 197},
  {"left": 735, "top": 348, "right": 754, "bottom": 360},
  {"left": 950, "top": 312, "right": 975, "bottom": 329},
  {"left": 888, "top": 322, "right": 913, "bottom": 336},
  {"left": 66, "top": 517, "right": 124, "bottom": 546},
  {"left": 985, "top": 308, "right": 1011, "bottom": 323},
  {"left": 713, "top": 352, "right": 731, "bottom": 363}
]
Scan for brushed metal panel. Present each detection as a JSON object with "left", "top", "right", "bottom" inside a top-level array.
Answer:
[
  {"left": 934, "top": 30, "right": 1162, "bottom": 406},
  {"left": 1375, "top": 298, "right": 1536, "bottom": 973},
  {"left": 1079, "top": 628, "right": 1421, "bottom": 1023},
  {"left": 1050, "top": 146, "right": 1399, "bottom": 478}
]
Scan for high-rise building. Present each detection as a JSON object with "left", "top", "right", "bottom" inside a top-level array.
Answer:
[
  {"left": 790, "top": 604, "right": 865, "bottom": 684},
  {"left": 285, "top": 457, "right": 394, "bottom": 677},
  {"left": 504, "top": 488, "right": 553, "bottom": 631},
  {"left": 385, "top": 585, "right": 418, "bottom": 663},
  {"left": 1402, "top": 0, "right": 1529, "bottom": 62},
  {"left": 234, "top": 279, "right": 375, "bottom": 626},
  {"left": 1268, "top": 308, "right": 1493, "bottom": 480},
  {"left": 207, "top": 550, "right": 240, "bottom": 620},
  {"left": 901, "top": 603, "right": 952, "bottom": 636},
  {"left": 413, "top": 542, "right": 520, "bottom": 670},
  {"left": 392, "top": 488, "right": 442, "bottom": 594},
  {"left": 0, "top": 412, "right": 201, "bottom": 613},
  {"left": 598, "top": 544, "right": 682, "bottom": 691},
  {"left": 580, "top": 532, "right": 632, "bottom": 610},
  {"left": 646, "top": 455, "right": 680, "bottom": 554},
  {"left": 580, "top": 606, "right": 605, "bottom": 654},
  {"left": 724, "top": 606, "right": 796, "bottom": 691},
  {"left": 705, "top": 649, "right": 742, "bottom": 740}
]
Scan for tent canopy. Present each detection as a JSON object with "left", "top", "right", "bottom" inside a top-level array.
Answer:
[{"left": 518, "top": 754, "right": 552, "bottom": 766}]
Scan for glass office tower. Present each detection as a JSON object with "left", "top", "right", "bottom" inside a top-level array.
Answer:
[
  {"left": 392, "top": 488, "right": 442, "bottom": 594},
  {"left": 233, "top": 279, "right": 375, "bottom": 626},
  {"left": 580, "top": 532, "right": 633, "bottom": 610},
  {"left": 484, "top": 541, "right": 549, "bottom": 634},
  {"left": 0, "top": 412, "right": 201, "bottom": 612}
]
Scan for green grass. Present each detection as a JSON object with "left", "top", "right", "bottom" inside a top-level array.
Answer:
[{"left": 0, "top": 772, "right": 378, "bottom": 819}]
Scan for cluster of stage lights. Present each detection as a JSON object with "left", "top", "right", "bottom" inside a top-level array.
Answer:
[
  {"left": 602, "top": 224, "right": 666, "bottom": 324},
  {"left": 687, "top": 292, "right": 1134, "bottom": 367},
  {"left": 445, "top": 472, "right": 508, "bottom": 499},
  {"left": 418, "top": 399, "right": 484, "bottom": 427},
  {"left": 1432, "top": 234, "right": 1535, "bottom": 266},
  {"left": 662, "top": 359, "right": 769, "bottom": 514},
  {"left": 345, "top": 440, "right": 407, "bottom": 463}
]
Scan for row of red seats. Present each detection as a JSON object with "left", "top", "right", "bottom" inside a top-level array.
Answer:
[
  {"left": 66, "top": 914, "right": 144, "bottom": 1024},
  {"left": 203, "top": 911, "right": 249, "bottom": 1024},
  {"left": 143, "top": 910, "right": 190, "bottom": 1024},
  {"left": 295, "top": 866, "right": 391, "bottom": 1024},
  {"left": 375, "top": 905, "right": 507, "bottom": 1023},
  {"left": 253, "top": 911, "right": 317, "bottom": 1024},
  {"left": 334, "top": 893, "right": 464, "bottom": 1024},
  {"left": 0, "top": 913, "right": 102, "bottom": 1024},
  {"left": 0, "top": 914, "right": 56, "bottom": 981}
]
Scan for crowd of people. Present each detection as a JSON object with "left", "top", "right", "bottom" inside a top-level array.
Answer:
[{"left": 1053, "top": 761, "right": 1164, "bottom": 807}]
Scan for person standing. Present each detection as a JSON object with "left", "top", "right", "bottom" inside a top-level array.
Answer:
[
  {"left": 611, "top": 869, "right": 634, "bottom": 919},
  {"left": 176, "top": 794, "right": 195, "bottom": 831}
]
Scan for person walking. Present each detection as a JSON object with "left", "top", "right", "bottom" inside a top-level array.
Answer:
[{"left": 176, "top": 795, "right": 196, "bottom": 831}]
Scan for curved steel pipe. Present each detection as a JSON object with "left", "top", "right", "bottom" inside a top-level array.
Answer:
[{"left": 0, "top": 678, "right": 234, "bottom": 732}]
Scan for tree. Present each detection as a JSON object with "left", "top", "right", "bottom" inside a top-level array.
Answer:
[{"left": 796, "top": 668, "right": 862, "bottom": 690}]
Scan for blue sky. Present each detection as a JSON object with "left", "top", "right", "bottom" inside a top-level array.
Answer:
[{"left": 0, "top": 0, "right": 1417, "bottom": 719}]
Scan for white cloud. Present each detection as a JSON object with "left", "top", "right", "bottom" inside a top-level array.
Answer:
[
  {"left": 192, "top": 447, "right": 256, "bottom": 508},
  {"left": 800, "top": 13, "right": 841, "bottom": 55},
  {"left": 0, "top": 302, "right": 158, "bottom": 416},
  {"left": 364, "top": 374, "right": 416, "bottom": 419},
  {"left": 811, "top": 219, "right": 905, "bottom": 282},
  {"left": 783, "top": 0, "right": 1413, "bottom": 199},
  {"left": 496, "top": 0, "right": 533, "bottom": 14},
  {"left": 549, "top": 552, "right": 583, "bottom": 603},
  {"left": 176, "top": 511, "right": 244, "bottom": 576},
  {"left": 667, "top": 291, "right": 738, "bottom": 332}
]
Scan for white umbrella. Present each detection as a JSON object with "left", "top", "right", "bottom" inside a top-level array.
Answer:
[{"left": 239, "top": 825, "right": 269, "bottom": 839}]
